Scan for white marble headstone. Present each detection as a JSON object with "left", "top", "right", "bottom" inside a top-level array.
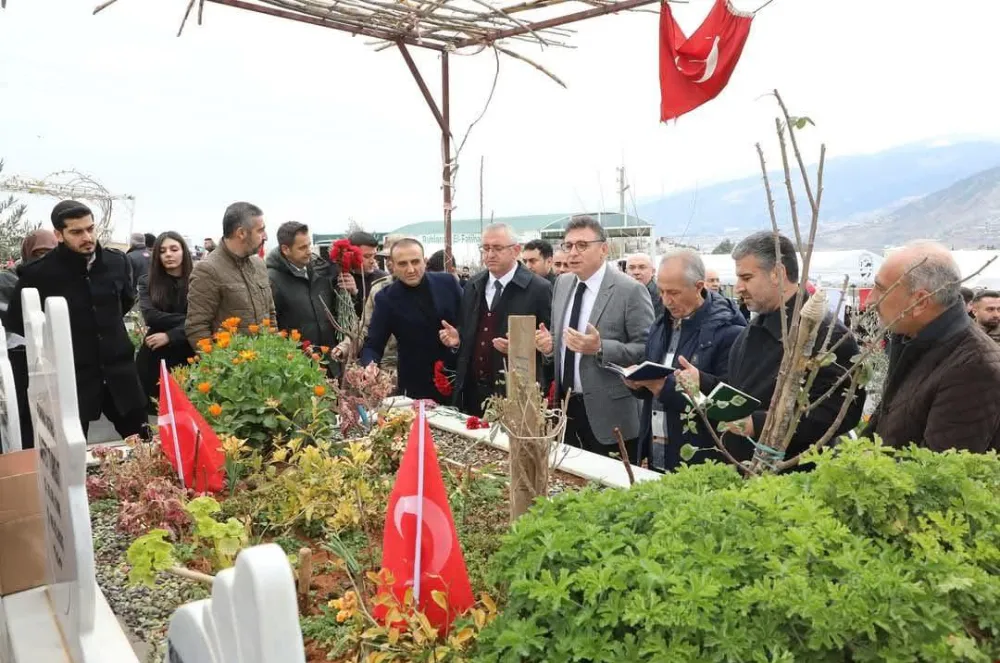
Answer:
[
  {"left": 165, "top": 544, "right": 305, "bottom": 663},
  {"left": 0, "top": 322, "right": 22, "bottom": 452},
  {"left": 22, "top": 289, "right": 98, "bottom": 663}
]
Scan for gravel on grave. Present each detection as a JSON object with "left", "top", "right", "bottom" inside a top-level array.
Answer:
[
  {"left": 91, "top": 500, "right": 208, "bottom": 663},
  {"left": 92, "top": 430, "right": 590, "bottom": 657}
]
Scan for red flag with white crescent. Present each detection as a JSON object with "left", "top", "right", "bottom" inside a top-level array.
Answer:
[
  {"left": 157, "top": 360, "right": 226, "bottom": 493},
  {"left": 659, "top": 0, "right": 754, "bottom": 121},
  {"left": 377, "top": 403, "right": 474, "bottom": 629}
]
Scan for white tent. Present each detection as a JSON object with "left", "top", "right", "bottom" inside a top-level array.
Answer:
[{"left": 690, "top": 250, "right": 881, "bottom": 287}]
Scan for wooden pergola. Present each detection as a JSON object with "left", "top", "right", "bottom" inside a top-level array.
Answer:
[{"left": 72, "top": 0, "right": 662, "bottom": 264}]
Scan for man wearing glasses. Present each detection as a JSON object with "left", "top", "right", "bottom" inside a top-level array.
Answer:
[
  {"left": 439, "top": 224, "right": 552, "bottom": 416},
  {"left": 535, "top": 215, "right": 654, "bottom": 463}
]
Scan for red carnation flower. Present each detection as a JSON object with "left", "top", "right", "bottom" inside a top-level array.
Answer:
[
  {"left": 330, "top": 240, "right": 365, "bottom": 273},
  {"left": 547, "top": 381, "right": 556, "bottom": 407},
  {"left": 433, "top": 360, "right": 453, "bottom": 397},
  {"left": 465, "top": 416, "right": 481, "bottom": 429}
]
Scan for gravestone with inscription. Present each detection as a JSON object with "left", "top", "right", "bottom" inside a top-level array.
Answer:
[
  {"left": 21, "top": 289, "right": 99, "bottom": 662},
  {"left": 0, "top": 322, "right": 22, "bottom": 452},
  {"left": 166, "top": 544, "right": 305, "bottom": 663}
]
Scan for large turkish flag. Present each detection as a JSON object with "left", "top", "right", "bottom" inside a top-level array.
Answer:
[
  {"left": 377, "top": 404, "right": 474, "bottom": 630},
  {"left": 659, "top": 0, "right": 754, "bottom": 121}
]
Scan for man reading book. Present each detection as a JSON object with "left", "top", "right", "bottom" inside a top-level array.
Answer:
[{"left": 623, "top": 249, "right": 745, "bottom": 471}]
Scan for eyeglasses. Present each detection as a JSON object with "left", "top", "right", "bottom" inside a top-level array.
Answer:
[
  {"left": 561, "top": 240, "right": 604, "bottom": 253},
  {"left": 479, "top": 244, "right": 515, "bottom": 255}
]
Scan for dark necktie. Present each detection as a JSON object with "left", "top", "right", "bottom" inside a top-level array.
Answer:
[
  {"left": 562, "top": 281, "right": 587, "bottom": 397},
  {"left": 489, "top": 280, "right": 503, "bottom": 312}
]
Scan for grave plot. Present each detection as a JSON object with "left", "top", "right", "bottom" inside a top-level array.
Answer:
[{"left": 86, "top": 317, "right": 612, "bottom": 662}]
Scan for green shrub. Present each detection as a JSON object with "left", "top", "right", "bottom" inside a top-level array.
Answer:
[
  {"left": 174, "top": 317, "right": 337, "bottom": 448},
  {"left": 476, "top": 439, "right": 1000, "bottom": 662}
]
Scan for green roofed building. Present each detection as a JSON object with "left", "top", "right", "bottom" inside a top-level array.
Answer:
[{"left": 313, "top": 211, "right": 654, "bottom": 267}]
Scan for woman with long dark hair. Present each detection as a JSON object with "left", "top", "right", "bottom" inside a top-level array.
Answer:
[{"left": 135, "top": 231, "right": 194, "bottom": 411}]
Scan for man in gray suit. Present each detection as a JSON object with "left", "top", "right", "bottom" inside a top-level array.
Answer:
[{"left": 535, "top": 215, "right": 654, "bottom": 462}]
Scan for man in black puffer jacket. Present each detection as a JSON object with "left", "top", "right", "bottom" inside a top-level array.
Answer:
[
  {"left": 266, "top": 222, "right": 338, "bottom": 371},
  {"left": 626, "top": 249, "right": 746, "bottom": 471}
]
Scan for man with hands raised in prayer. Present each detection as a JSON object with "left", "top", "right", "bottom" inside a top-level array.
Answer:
[
  {"left": 361, "top": 238, "right": 462, "bottom": 400},
  {"left": 534, "top": 215, "right": 653, "bottom": 462},
  {"left": 437, "top": 223, "right": 552, "bottom": 416}
]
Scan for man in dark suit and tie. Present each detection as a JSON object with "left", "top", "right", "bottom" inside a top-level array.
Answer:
[
  {"left": 535, "top": 215, "right": 654, "bottom": 462},
  {"left": 439, "top": 224, "right": 552, "bottom": 416},
  {"left": 361, "top": 238, "right": 462, "bottom": 400}
]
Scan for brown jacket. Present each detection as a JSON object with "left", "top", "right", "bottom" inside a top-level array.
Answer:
[
  {"left": 186, "top": 242, "right": 275, "bottom": 345},
  {"left": 867, "top": 302, "right": 1000, "bottom": 452}
]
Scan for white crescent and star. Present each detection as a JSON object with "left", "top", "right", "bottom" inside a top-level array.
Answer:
[
  {"left": 393, "top": 495, "right": 454, "bottom": 575},
  {"left": 674, "top": 36, "right": 721, "bottom": 83}
]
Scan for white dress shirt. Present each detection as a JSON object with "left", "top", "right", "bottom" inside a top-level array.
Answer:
[
  {"left": 560, "top": 262, "right": 607, "bottom": 394},
  {"left": 485, "top": 264, "right": 517, "bottom": 310}
]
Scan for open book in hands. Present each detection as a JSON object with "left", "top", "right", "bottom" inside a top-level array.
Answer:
[
  {"left": 682, "top": 382, "right": 761, "bottom": 423},
  {"left": 605, "top": 361, "right": 673, "bottom": 382}
]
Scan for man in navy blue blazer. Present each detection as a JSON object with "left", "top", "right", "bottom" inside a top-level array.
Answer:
[{"left": 361, "top": 238, "right": 462, "bottom": 400}]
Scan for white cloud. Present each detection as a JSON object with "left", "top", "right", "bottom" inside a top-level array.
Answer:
[{"left": 1, "top": 0, "right": 998, "bottom": 245}]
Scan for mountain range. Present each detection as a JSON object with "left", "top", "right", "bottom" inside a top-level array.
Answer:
[{"left": 636, "top": 140, "right": 1000, "bottom": 250}]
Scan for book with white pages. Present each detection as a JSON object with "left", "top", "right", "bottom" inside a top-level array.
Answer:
[{"left": 605, "top": 361, "right": 673, "bottom": 382}]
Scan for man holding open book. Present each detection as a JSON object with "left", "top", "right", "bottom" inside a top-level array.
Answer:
[{"left": 622, "top": 249, "right": 746, "bottom": 471}]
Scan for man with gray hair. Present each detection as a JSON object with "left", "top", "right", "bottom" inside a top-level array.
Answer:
[
  {"left": 624, "top": 248, "right": 745, "bottom": 471},
  {"left": 864, "top": 241, "right": 1000, "bottom": 452},
  {"left": 186, "top": 201, "right": 274, "bottom": 344},
  {"left": 440, "top": 223, "right": 552, "bottom": 416},
  {"left": 626, "top": 252, "right": 665, "bottom": 319}
]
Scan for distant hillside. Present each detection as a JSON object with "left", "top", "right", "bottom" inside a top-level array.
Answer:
[
  {"left": 636, "top": 140, "right": 1000, "bottom": 244},
  {"left": 818, "top": 165, "right": 1000, "bottom": 250}
]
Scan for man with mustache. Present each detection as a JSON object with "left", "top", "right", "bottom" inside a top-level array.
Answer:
[{"left": 6, "top": 200, "right": 149, "bottom": 440}]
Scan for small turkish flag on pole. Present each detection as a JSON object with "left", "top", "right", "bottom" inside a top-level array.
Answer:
[
  {"left": 157, "top": 360, "right": 226, "bottom": 493},
  {"left": 659, "top": 0, "right": 754, "bottom": 121},
  {"left": 377, "top": 402, "right": 474, "bottom": 629}
]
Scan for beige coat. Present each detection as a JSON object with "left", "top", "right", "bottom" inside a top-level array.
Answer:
[{"left": 186, "top": 242, "right": 275, "bottom": 345}]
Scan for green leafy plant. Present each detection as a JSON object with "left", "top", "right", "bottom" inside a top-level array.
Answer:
[
  {"left": 126, "top": 529, "right": 177, "bottom": 587},
  {"left": 175, "top": 316, "right": 337, "bottom": 448},
  {"left": 476, "top": 439, "right": 1000, "bottom": 662},
  {"left": 185, "top": 496, "right": 250, "bottom": 570}
]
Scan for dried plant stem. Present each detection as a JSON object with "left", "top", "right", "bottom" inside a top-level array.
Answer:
[
  {"left": 612, "top": 427, "right": 634, "bottom": 485},
  {"left": 167, "top": 565, "right": 215, "bottom": 585}
]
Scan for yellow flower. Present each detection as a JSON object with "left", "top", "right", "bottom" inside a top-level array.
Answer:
[
  {"left": 232, "top": 357, "right": 242, "bottom": 365},
  {"left": 197, "top": 382, "right": 211, "bottom": 394},
  {"left": 208, "top": 403, "right": 223, "bottom": 417},
  {"left": 239, "top": 350, "right": 258, "bottom": 362},
  {"left": 313, "top": 385, "right": 326, "bottom": 397},
  {"left": 290, "top": 329, "right": 301, "bottom": 342},
  {"left": 248, "top": 324, "right": 259, "bottom": 334}
]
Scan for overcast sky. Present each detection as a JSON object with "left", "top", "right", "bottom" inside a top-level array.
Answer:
[{"left": 1, "top": 0, "right": 997, "bottom": 245}]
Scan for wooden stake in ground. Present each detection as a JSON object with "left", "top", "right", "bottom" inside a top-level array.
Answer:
[{"left": 505, "top": 316, "right": 544, "bottom": 521}]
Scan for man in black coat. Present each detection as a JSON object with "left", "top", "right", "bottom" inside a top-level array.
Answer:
[
  {"left": 440, "top": 224, "right": 553, "bottom": 416},
  {"left": 361, "top": 239, "right": 462, "bottom": 400},
  {"left": 266, "top": 221, "right": 338, "bottom": 358},
  {"left": 6, "top": 200, "right": 148, "bottom": 440},
  {"left": 675, "top": 231, "right": 864, "bottom": 468}
]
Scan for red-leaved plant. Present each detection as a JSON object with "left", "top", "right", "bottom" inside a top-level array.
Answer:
[{"left": 337, "top": 363, "right": 396, "bottom": 436}]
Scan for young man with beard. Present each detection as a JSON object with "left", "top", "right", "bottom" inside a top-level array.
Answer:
[
  {"left": 521, "top": 239, "right": 557, "bottom": 285},
  {"left": 971, "top": 290, "right": 1000, "bottom": 342},
  {"left": 6, "top": 200, "right": 148, "bottom": 439},
  {"left": 186, "top": 201, "right": 274, "bottom": 344}
]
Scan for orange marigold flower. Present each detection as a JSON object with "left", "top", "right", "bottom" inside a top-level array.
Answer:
[
  {"left": 187, "top": 357, "right": 196, "bottom": 364},
  {"left": 311, "top": 353, "right": 321, "bottom": 361},
  {"left": 320, "top": 345, "right": 330, "bottom": 354},
  {"left": 286, "top": 353, "right": 295, "bottom": 360},
  {"left": 248, "top": 324, "right": 260, "bottom": 334},
  {"left": 313, "top": 385, "right": 326, "bottom": 397},
  {"left": 208, "top": 403, "right": 223, "bottom": 417},
  {"left": 216, "top": 338, "right": 230, "bottom": 349},
  {"left": 197, "top": 339, "right": 213, "bottom": 354},
  {"left": 262, "top": 318, "right": 271, "bottom": 327},
  {"left": 279, "top": 330, "right": 288, "bottom": 339},
  {"left": 232, "top": 357, "right": 242, "bottom": 365},
  {"left": 197, "top": 382, "right": 211, "bottom": 394},
  {"left": 221, "top": 317, "right": 241, "bottom": 332},
  {"left": 290, "top": 329, "right": 302, "bottom": 342}
]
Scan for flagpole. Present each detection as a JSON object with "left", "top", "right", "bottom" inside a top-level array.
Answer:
[
  {"left": 161, "top": 359, "right": 186, "bottom": 486},
  {"left": 413, "top": 401, "right": 426, "bottom": 603}
]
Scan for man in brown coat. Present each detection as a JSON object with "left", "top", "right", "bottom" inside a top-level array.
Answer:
[
  {"left": 186, "top": 201, "right": 275, "bottom": 345},
  {"left": 865, "top": 241, "right": 1000, "bottom": 452}
]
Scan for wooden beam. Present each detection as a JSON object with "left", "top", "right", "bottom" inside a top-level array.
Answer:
[
  {"left": 506, "top": 315, "right": 538, "bottom": 390},
  {"left": 456, "top": 0, "right": 660, "bottom": 48},
  {"left": 206, "top": 0, "right": 445, "bottom": 50},
  {"left": 397, "top": 42, "right": 451, "bottom": 137}
]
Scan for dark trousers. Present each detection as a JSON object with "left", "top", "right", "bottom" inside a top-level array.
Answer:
[
  {"left": 462, "top": 376, "right": 497, "bottom": 418},
  {"left": 565, "top": 395, "right": 638, "bottom": 464},
  {"left": 81, "top": 383, "right": 149, "bottom": 441}
]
